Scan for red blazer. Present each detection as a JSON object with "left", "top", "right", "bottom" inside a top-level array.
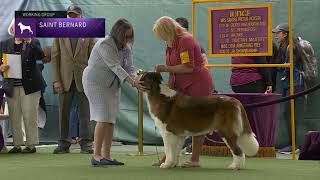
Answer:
[{"left": 166, "top": 33, "right": 213, "bottom": 96}]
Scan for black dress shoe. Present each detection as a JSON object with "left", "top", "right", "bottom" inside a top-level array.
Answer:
[
  {"left": 22, "top": 147, "right": 36, "bottom": 153},
  {"left": 104, "top": 159, "right": 124, "bottom": 165},
  {"left": 8, "top": 146, "right": 22, "bottom": 153},
  {"left": 91, "top": 157, "right": 124, "bottom": 166},
  {"left": 53, "top": 146, "right": 70, "bottom": 154},
  {"left": 91, "top": 157, "right": 106, "bottom": 166}
]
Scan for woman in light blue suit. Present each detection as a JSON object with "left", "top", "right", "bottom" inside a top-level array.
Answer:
[{"left": 82, "top": 18, "right": 146, "bottom": 166}]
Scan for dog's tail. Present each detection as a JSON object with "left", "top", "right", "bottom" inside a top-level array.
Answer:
[
  {"left": 236, "top": 105, "right": 259, "bottom": 156},
  {"left": 237, "top": 133, "right": 259, "bottom": 156}
]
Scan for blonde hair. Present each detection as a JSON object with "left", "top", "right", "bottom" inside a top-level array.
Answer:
[
  {"left": 8, "top": 19, "right": 15, "bottom": 36},
  {"left": 153, "top": 16, "right": 186, "bottom": 44}
]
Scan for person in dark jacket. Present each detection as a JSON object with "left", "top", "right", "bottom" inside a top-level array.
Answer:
[
  {"left": 0, "top": 19, "right": 45, "bottom": 153},
  {"left": 273, "top": 23, "right": 306, "bottom": 153}
]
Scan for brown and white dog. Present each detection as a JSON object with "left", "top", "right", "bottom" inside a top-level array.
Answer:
[{"left": 140, "top": 72, "right": 259, "bottom": 169}]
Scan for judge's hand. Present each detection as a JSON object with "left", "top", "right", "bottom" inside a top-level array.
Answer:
[{"left": 133, "top": 80, "right": 147, "bottom": 92}]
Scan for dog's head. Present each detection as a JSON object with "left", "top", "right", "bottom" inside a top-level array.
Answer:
[{"left": 139, "top": 72, "right": 163, "bottom": 92}]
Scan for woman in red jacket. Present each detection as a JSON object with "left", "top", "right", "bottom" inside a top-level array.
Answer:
[{"left": 153, "top": 16, "right": 214, "bottom": 167}]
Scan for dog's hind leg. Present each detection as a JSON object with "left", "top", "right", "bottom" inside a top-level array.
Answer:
[
  {"left": 222, "top": 136, "right": 245, "bottom": 170},
  {"left": 160, "top": 131, "right": 180, "bottom": 169}
]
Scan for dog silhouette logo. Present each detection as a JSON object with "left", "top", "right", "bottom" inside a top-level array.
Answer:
[{"left": 17, "top": 22, "right": 33, "bottom": 34}]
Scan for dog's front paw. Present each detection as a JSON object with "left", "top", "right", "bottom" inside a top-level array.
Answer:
[
  {"left": 227, "top": 162, "right": 244, "bottom": 170},
  {"left": 160, "top": 163, "right": 170, "bottom": 169},
  {"left": 228, "top": 163, "right": 240, "bottom": 170},
  {"left": 160, "top": 161, "right": 176, "bottom": 169}
]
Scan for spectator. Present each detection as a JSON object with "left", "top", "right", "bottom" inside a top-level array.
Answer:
[
  {"left": 0, "top": 19, "right": 44, "bottom": 153},
  {"left": 51, "top": 5, "right": 96, "bottom": 154},
  {"left": 273, "top": 23, "right": 305, "bottom": 153}
]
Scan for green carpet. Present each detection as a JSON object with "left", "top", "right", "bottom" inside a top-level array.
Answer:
[{"left": 0, "top": 147, "right": 319, "bottom": 180}]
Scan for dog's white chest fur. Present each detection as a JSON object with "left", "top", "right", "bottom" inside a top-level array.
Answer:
[
  {"left": 144, "top": 93, "right": 167, "bottom": 135},
  {"left": 144, "top": 84, "right": 175, "bottom": 134}
]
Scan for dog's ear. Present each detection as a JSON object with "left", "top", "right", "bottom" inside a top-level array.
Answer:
[
  {"left": 139, "top": 71, "right": 151, "bottom": 81},
  {"left": 140, "top": 71, "right": 162, "bottom": 84},
  {"left": 153, "top": 72, "right": 163, "bottom": 84}
]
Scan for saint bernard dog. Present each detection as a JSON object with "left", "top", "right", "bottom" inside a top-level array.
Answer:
[{"left": 140, "top": 72, "right": 259, "bottom": 169}]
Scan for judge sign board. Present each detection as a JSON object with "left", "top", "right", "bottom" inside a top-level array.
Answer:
[{"left": 209, "top": 4, "right": 272, "bottom": 57}]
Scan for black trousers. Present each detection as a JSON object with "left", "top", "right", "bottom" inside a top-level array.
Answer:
[{"left": 232, "top": 79, "right": 266, "bottom": 93}]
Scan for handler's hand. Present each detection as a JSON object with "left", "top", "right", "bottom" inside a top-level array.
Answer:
[{"left": 155, "top": 65, "right": 168, "bottom": 73}]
